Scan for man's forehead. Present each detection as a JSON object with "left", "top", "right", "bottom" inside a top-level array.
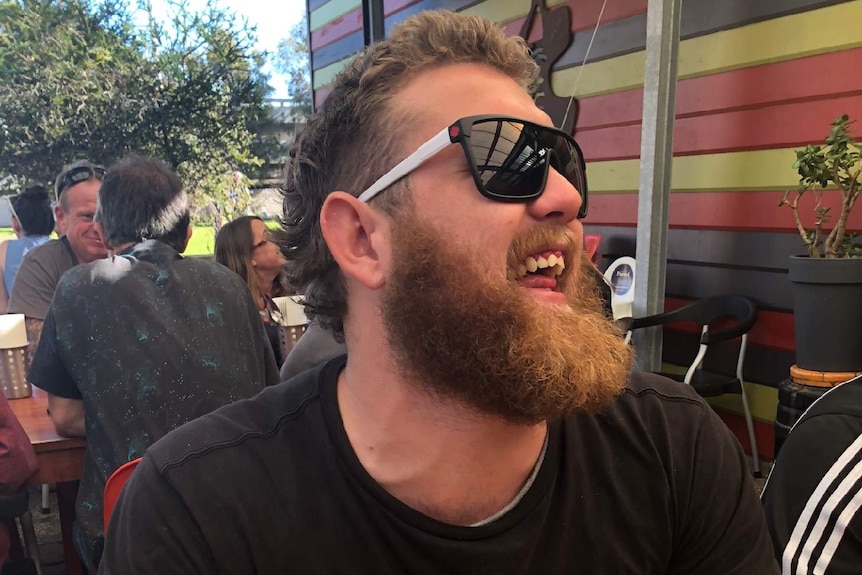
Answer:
[{"left": 63, "top": 181, "right": 99, "bottom": 210}]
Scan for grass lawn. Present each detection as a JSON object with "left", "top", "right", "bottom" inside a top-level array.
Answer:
[{"left": 0, "top": 227, "right": 218, "bottom": 256}]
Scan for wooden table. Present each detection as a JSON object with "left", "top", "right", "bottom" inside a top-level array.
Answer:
[{"left": 9, "top": 387, "right": 87, "bottom": 575}]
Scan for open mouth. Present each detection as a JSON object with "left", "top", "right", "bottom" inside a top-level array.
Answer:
[{"left": 509, "top": 249, "right": 568, "bottom": 285}]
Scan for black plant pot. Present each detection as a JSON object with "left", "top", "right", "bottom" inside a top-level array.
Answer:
[{"left": 789, "top": 255, "right": 862, "bottom": 372}]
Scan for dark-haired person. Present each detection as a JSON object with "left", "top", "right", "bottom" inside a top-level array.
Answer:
[
  {"left": 8, "top": 160, "right": 108, "bottom": 362},
  {"left": 101, "top": 12, "right": 777, "bottom": 574},
  {"left": 0, "top": 185, "right": 54, "bottom": 313},
  {"left": 215, "top": 215, "right": 290, "bottom": 366},
  {"left": 761, "top": 375, "right": 862, "bottom": 574},
  {"left": 28, "top": 155, "right": 278, "bottom": 571}
]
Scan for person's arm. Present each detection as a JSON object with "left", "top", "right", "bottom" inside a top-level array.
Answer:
[
  {"left": 47, "top": 394, "right": 84, "bottom": 437},
  {"left": 0, "top": 394, "right": 37, "bottom": 492},
  {"left": 24, "top": 317, "right": 43, "bottom": 368},
  {"left": 28, "top": 306, "right": 83, "bottom": 429},
  {"left": 100, "top": 454, "right": 219, "bottom": 574},
  {"left": 672, "top": 406, "right": 780, "bottom": 574},
  {"left": 761, "top": 412, "right": 862, "bottom": 575}
]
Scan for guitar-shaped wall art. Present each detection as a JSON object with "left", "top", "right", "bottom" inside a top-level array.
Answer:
[{"left": 518, "top": 0, "right": 577, "bottom": 136}]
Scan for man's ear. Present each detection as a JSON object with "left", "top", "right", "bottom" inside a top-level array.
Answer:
[
  {"left": 54, "top": 205, "right": 66, "bottom": 237},
  {"left": 320, "top": 192, "right": 388, "bottom": 290}
]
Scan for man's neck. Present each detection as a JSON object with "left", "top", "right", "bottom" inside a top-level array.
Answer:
[{"left": 337, "top": 342, "right": 548, "bottom": 526}]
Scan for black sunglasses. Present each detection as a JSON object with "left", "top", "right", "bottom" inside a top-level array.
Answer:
[
  {"left": 58, "top": 165, "right": 106, "bottom": 196},
  {"left": 357, "top": 115, "right": 588, "bottom": 219}
]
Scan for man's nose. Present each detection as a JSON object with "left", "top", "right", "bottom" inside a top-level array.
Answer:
[{"left": 525, "top": 166, "right": 584, "bottom": 224}]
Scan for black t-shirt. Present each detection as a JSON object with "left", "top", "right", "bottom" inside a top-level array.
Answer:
[
  {"left": 29, "top": 240, "right": 279, "bottom": 569},
  {"left": 761, "top": 376, "right": 862, "bottom": 574},
  {"left": 101, "top": 357, "right": 778, "bottom": 574}
]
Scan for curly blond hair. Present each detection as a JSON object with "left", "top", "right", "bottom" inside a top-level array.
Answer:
[{"left": 282, "top": 10, "right": 539, "bottom": 339}]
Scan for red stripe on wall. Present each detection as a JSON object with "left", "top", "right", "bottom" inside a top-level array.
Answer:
[
  {"left": 310, "top": 0, "right": 425, "bottom": 51},
  {"left": 503, "top": 0, "right": 647, "bottom": 42},
  {"left": 577, "top": 48, "right": 862, "bottom": 131},
  {"left": 586, "top": 191, "right": 862, "bottom": 232},
  {"left": 716, "top": 411, "right": 775, "bottom": 461},
  {"left": 311, "top": 10, "right": 363, "bottom": 50},
  {"left": 664, "top": 297, "right": 795, "bottom": 353},
  {"left": 578, "top": 93, "right": 862, "bottom": 161},
  {"left": 314, "top": 86, "right": 333, "bottom": 109}
]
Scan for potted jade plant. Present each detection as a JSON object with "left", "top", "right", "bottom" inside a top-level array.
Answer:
[{"left": 780, "top": 114, "right": 862, "bottom": 372}]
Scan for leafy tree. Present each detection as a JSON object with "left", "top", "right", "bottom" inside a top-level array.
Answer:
[
  {"left": 0, "top": 0, "right": 273, "bottom": 228},
  {"left": 274, "top": 18, "right": 312, "bottom": 117}
]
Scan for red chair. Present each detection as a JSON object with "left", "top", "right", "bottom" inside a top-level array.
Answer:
[{"left": 103, "top": 458, "right": 141, "bottom": 533}]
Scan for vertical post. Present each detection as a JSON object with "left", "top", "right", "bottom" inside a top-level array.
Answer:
[
  {"left": 633, "top": 0, "right": 682, "bottom": 371},
  {"left": 362, "top": 0, "right": 385, "bottom": 44}
]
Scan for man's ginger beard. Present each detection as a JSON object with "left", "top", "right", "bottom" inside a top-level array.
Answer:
[{"left": 380, "top": 216, "right": 634, "bottom": 425}]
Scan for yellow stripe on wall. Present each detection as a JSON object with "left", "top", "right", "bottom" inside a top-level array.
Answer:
[
  {"left": 310, "top": 0, "right": 361, "bottom": 31},
  {"left": 555, "top": 0, "right": 862, "bottom": 98},
  {"left": 588, "top": 147, "right": 800, "bottom": 193}
]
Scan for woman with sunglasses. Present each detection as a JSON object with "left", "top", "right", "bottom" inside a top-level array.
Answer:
[
  {"left": 215, "top": 215, "right": 290, "bottom": 366},
  {"left": 0, "top": 186, "right": 54, "bottom": 313}
]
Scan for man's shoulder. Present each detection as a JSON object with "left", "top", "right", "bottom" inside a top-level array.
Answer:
[
  {"left": 19, "top": 238, "right": 70, "bottom": 268},
  {"left": 619, "top": 370, "right": 709, "bottom": 410},
  {"left": 798, "top": 374, "right": 862, "bottom": 423},
  {"left": 147, "top": 364, "right": 326, "bottom": 470}
]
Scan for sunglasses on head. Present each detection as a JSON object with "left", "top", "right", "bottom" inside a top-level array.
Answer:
[
  {"left": 58, "top": 165, "right": 106, "bottom": 196},
  {"left": 357, "top": 114, "right": 588, "bottom": 219}
]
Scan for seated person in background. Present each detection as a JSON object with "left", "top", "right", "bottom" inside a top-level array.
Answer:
[
  {"left": 214, "top": 215, "right": 290, "bottom": 366},
  {"left": 8, "top": 160, "right": 108, "bottom": 362},
  {"left": 0, "top": 186, "right": 54, "bottom": 313},
  {"left": 0, "top": 393, "right": 37, "bottom": 567},
  {"left": 28, "top": 155, "right": 278, "bottom": 572},
  {"left": 101, "top": 12, "right": 777, "bottom": 574},
  {"left": 279, "top": 320, "right": 346, "bottom": 380},
  {"left": 761, "top": 374, "right": 862, "bottom": 575}
]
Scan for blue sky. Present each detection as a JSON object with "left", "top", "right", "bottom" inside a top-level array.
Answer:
[{"left": 146, "top": 0, "right": 309, "bottom": 99}]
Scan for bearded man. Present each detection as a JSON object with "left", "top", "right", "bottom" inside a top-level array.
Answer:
[{"left": 101, "top": 10, "right": 778, "bottom": 574}]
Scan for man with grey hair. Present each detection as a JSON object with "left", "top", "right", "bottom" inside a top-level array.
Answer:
[
  {"left": 9, "top": 160, "right": 108, "bottom": 361},
  {"left": 29, "top": 155, "right": 278, "bottom": 571}
]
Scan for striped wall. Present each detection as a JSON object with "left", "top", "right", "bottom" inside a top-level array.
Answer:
[{"left": 309, "top": 0, "right": 862, "bottom": 460}]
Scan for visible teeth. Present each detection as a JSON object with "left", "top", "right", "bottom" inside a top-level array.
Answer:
[
  {"left": 526, "top": 257, "right": 538, "bottom": 273},
  {"left": 547, "top": 254, "right": 558, "bottom": 266},
  {"left": 558, "top": 258, "right": 566, "bottom": 269},
  {"left": 537, "top": 256, "right": 548, "bottom": 269},
  {"left": 552, "top": 263, "right": 564, "bottom": 276},
  {"left": 518, "top": 264, "right": 527, "bottom": 277}
]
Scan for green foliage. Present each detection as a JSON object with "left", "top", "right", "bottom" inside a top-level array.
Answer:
[
  {"left": 780, "top": 115, "right": 862, "bottom": 258},
  {"left": 0, "top": 0, "right": 274, "bottom": 227},
  {"left": 273, "top": 19, "right": 312, "bottom": 117}
]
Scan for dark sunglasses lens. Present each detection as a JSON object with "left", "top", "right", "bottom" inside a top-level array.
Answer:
[
  {"left": 61, "top": 165, "right": 105, "bottom": 194},
  {"left": 469, "top": 120, "right": 547, "bottom": 200},
  {"left": 468, "top": 120, "right": 587, "bottom": 216}
]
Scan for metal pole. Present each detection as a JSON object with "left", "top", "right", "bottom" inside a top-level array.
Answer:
[
  {"left": 362, "top": 0, "right": 385, "bottom": 44},
  {"left": 633, "top": 0, "right": 682, "bottom": 371}
]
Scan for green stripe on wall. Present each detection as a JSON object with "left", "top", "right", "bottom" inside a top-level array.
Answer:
[{"left": 311, "top": 0, "right": 361, "bottom": 30}]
